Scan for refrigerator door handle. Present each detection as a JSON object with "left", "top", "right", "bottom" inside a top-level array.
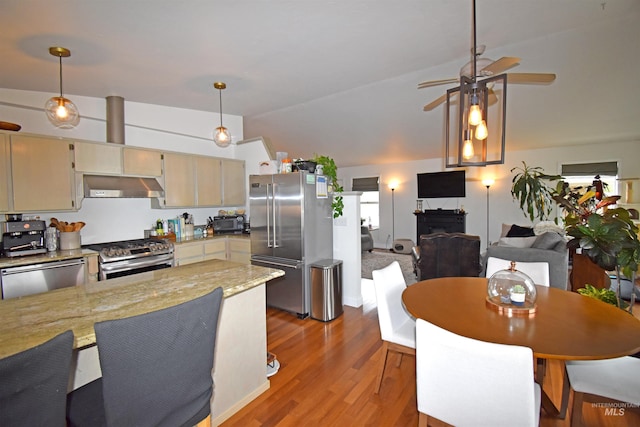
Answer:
[
  {"left": 272, "top": 182, "right": 280, "bottom": 248},
  {"left": 266, "top": 183, "right": 272, "bottom": 247}
]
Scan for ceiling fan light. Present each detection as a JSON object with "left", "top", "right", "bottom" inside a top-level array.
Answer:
[
  {"left": 45, "top": 96, "right": 80, "bottom": 128},
  {"left": 462, "top": 131, "right": 474, "bottom": 159},
  {"left": 214, "top": 126, "right": 231, "bottom": 147},
  {"left": 468, "top": 104, "right": 482, "bottom": 126},
  {"left": 475, "top": 120, "right": 488, "bottom": 140}
]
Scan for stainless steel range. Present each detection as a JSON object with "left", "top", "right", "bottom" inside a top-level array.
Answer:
[{"left": 85, "top": 238, "right": 174, "bottom": 280}]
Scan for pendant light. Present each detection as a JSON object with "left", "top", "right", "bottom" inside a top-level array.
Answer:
[
  {"left": 444, "top": 0, "right": 506, "bottom": 167},
  {"left": 45, "top": 47, "right": 80, "bottom": 128},
  {"left": 213, "top": 82, "right": 231, "bottom": 147}
]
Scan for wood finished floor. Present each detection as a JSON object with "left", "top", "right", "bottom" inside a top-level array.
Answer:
[{"left": 221, "top": 282, "right": 640, "bottom": 427}]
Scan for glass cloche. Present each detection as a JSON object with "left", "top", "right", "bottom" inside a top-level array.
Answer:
[{"left": 487, "top": 261, "right": 537, "bottom": 309}]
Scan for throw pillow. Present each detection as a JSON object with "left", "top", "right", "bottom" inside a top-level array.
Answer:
[
  {"left": 506, "top": 224, "right": 535, "bottom": 237},
  {"left": 533, "top": 221, "right": 565, "bottom": 236},
  {"left": 531, "top": 232, "right": 565, "bottom": 250},
  {"left": 497, "top": 236, "right": 538, "bottom": 248}
]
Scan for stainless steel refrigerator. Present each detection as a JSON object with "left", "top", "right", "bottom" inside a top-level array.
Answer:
[{"left": 250, "top": 172, "right": 333, "bottom": 318}]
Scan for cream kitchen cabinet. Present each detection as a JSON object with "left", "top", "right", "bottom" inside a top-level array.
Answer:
[
  {"left": 196, "top": 156, "right": 223, "bottom": 206},
  {"left": 173, "top": 240, "right": 205, "bottom": 266},
  {"left": 160, "top": 152, "right": 196, "bottom": 207},
  {"left": 0, "top": 134, "right": 9, "bottom": 212},
  {"left": 173, "top": 237, "right": 249, "bottom": 266},
  {"left": 157, "top": 153, "right": 230, "bottom": 208},
  {"left": 75, "top": 143, "right": 163, "bottom": 177},
  {"left": 221, "top": 159, "right": 246, "bottom": 206},
  {"left": 123, "top": 147, "right": 162, "bottom": 176},
  {"left": 74, "top": 141, "right": 123, "bottom": 174},
  {"left": 11, "top": 135, "right": 76, "bottom": 211},
  {"left": 203, "top": 239, "right": 227, "bottom": 261},
  {"left": 227, "top": 237, "right": 250, "bottom": 264}
]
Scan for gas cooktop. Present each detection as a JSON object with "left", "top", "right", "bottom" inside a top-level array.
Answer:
[{"left": 85, "top": 238, "right": 173, "bottom": 262}]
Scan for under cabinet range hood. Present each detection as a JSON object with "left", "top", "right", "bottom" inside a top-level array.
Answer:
[{"left": 83, "top": 175, "right": 164, "bottom": 198}]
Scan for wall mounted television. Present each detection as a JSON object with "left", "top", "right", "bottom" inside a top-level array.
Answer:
[{"left": 417, "top": 170, "right": 466, "bottom": 198}]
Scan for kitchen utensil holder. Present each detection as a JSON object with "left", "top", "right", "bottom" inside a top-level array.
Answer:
[{"left": 59, "top": 231, "right": 81, "bottom": 250}]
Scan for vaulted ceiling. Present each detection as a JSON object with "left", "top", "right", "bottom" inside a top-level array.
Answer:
[{"left": 2, "top": 0, "right": 639, "bottom": 166}]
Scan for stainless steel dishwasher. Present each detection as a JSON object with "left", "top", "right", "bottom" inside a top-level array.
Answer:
[{"left": 1, "top": 258, "right": 86, "bottom": 299}]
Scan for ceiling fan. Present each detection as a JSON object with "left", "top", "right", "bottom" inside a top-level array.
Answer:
[{"left": 418, "top": 6, "right": 556, "bottom": 112}]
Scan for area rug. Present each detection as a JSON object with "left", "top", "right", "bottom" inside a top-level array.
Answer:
[{"left": 361, "top": 249, "right": 416, "bottom": 285}]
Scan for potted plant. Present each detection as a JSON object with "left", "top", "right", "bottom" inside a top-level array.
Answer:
[
  {"left": 510, "top": 284, "right": 527, "bottom": 306},
  {"left": 554, "top": 178, "right": 640, "bottom": 310},
  {"left": 510, "top": 161, "right": 563, "bottom": 222},
  {"left": 312, "top": 155, "right": 344, "bottom": 218}
]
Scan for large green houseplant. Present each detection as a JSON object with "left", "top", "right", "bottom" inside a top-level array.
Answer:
[
  {"left": 553, "top": 179, "right": 640, "bottom": 310},
  {"left": 510, "top": 161, "right": 562, "bottom": 222}
]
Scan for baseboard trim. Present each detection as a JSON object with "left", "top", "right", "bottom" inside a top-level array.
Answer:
[{"left": 211, "top": 380, "right": 270, "bottom": 426}]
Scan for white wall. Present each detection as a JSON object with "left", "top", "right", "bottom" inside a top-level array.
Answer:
[
  {"left": 338, "top": 139, "right": 640, "bottom": 250},
  {"left": 0, "top": 89, "right": 274, "bottom": 244}
]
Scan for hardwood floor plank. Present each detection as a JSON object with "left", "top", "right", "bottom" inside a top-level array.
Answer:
[{"left": 221, "top": 300, "right": 639, "bottom": 427}]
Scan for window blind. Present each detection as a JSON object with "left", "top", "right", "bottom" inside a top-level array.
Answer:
[
  {"left": 352, "top": 177, "right": 379, "bottom": 192},
  {"left": 561, "top": 161, "right": 618, "bottom": 177}
]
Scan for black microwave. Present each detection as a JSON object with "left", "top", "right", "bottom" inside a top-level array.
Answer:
[{"left": 212, "top": 215, "right": 245, "bottom": 234}]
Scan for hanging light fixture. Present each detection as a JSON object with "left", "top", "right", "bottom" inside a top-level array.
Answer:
[
  {"left": 45, "top": 47, "right": 80, "bottom": 128},
  {"left": 445, "top": 0, "right": 506, "bottom": 167},
  {"left": 213, "top": 82, "right": 231, "bottom": 147}
]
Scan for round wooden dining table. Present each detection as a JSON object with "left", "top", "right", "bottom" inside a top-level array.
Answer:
[
  {"left": 402, "top": 277, "right": 640, "bottom": 360},
  {"left": 403, "top": 277, "right": 640, "bottom": 417}
]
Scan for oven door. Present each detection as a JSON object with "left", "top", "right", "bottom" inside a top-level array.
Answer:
[{"left": 99, "top": 253, "right": 174, "bottom": 280}]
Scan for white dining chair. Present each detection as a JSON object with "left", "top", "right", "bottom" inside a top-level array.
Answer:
[
  {"left": 486, "top": 256, "right": 550, "bottom": 287},
  {"left": 372, "top": 261, "right": 415, "bottom": 393},
  {"left": 565, "top": 356, "right": 640, "bottom": 426},
  {"left": 416, "top": 318, "right": 541, "bottom": 427}
]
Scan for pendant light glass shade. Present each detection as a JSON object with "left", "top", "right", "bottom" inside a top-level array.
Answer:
[
  {"left": 45, "top": 47, "right": 79, "bottom": 128},
  {"left": 214, "top": 126, "right": 231, "bottom": 147},
  {"left": 213, "top": 82, "right": 231, "bottom": 147}
]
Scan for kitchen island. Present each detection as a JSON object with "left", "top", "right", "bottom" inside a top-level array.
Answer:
[{"left": 0, "top": 259, "right": 284, "bottom": 425}]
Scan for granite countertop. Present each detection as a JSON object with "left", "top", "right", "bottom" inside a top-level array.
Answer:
[
  {"left": 0, "top": 249, "right": 98, "bottom": 268},
  {"left": 0, "top": 259, "right": 284, "bottom": 358}
]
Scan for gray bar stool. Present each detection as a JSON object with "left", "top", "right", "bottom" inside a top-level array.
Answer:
[
  {"left": 0, "top": 330, "right": 74, "bottom": 427},
  {"left": 67, "top": 287, "right": 224, "bottom": 427}
]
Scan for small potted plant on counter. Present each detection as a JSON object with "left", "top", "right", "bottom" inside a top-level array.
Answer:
[{"left": 510, "top": 284, "right": 527, "bottom": 306}]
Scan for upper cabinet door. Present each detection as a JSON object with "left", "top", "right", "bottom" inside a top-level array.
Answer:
[
  {"left": 196, "top": 156, "right": 222, "bottom": 206},
  {"left": 11, "top": 135, "right": 75, "bottom": 211},
  {"left": 222, "top": 159, "right": 246, "bottom": 206},
  {"left": 162, "top": 152, "right": 196, "bottom": 207},
  {"left": 123, "top": 147, "right": 162, "bottom": 176},
  {"left": 0, "top": 134, "right": 10, "bottom": 212},
  {"left": 74, "top": 142, "right": 122, "bottom": 174}
]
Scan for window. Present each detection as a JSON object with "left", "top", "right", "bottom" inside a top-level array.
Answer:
[
  {"left": 353, "top": 177, "right": 380, "bottom": 229},
  {"left": 561, "top": 161, "right": 618, "bottom": 197}
]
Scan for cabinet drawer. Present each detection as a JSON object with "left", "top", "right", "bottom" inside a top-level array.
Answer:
[
  {"left": 204, "top": 239, "right": 226, "bottom": 255},
  {"left": 228, "top": 239, "right": 250, "bottom": 252},
  {"left": 174, "top": 243, "right": 203, "bottom": 259}
]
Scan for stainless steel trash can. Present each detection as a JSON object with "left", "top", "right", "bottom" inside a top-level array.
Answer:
[{"left": 309, "top": 259, "right": 343, "bottom": 321}]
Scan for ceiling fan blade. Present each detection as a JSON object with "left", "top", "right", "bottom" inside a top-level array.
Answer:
[
  {"left": 507, "top": 73, "right": 556, "bottom": 84},
  {"left": 418, "top": 78, "right": 458, "bottom": 89},
  {"left": 423, "top": 93, "right": 448, "bottom": 111},
  {"left": 480, "top": 56, "right": 521, "bottom": 75}
]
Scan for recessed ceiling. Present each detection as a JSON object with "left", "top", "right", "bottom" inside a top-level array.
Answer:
[{"left": 1, "top": 0, "right": 639, "bottom": 166}]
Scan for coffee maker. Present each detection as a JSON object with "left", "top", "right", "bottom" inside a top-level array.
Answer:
[{"left": 1, "top": 220, "right": 47, "bottom": 257}]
